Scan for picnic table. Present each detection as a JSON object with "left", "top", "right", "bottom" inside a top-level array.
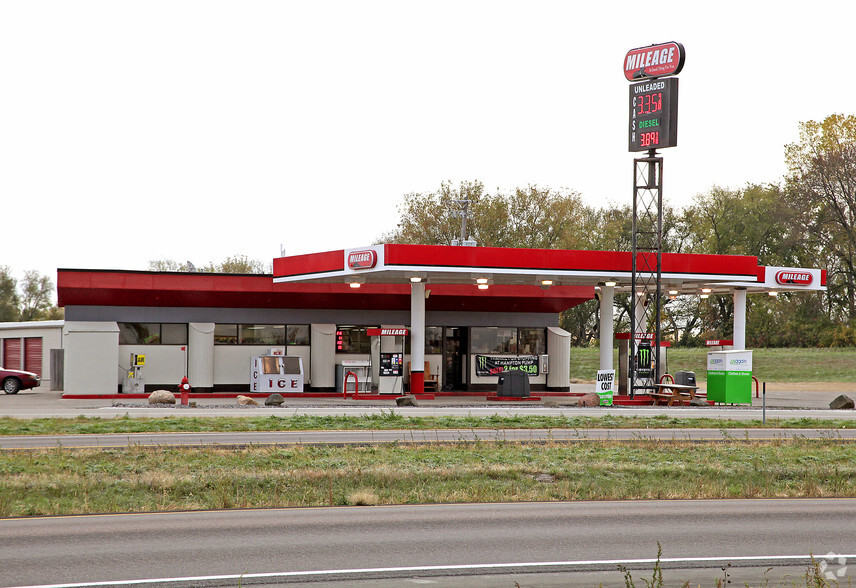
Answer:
[{"left": 648, "top": 382, "right": 700, "bottom": 406}]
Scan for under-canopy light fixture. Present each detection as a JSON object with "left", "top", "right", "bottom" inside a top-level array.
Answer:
[
  {"left": 540, "top": 279, "right": 553, "bottom": 286},
  {"left": 668, "top": 290, "right": 679, "bottom": 295},
  {"left": 700, "top": 294, "right": 709, "bottom": 299},
  {"left": 604, "top": 281, "right": 617, "bottom": 287},
  {"left": 475, "top": 278, "right": 489, "bottom": 285},
  {"left": 477, "top": 284, "right": 490, "bottom": 290},
  {"left": 409, "top": 276, "right": 422, "bottom": 283},
  {"left": 701, "top": 288, "right": 712, "bottom": 294},
  {"left": 769, "top": 291, "right": 779, "bottom": 297},
  {"left": 349, "top": 282, "right": 362, "bottom": 289}
]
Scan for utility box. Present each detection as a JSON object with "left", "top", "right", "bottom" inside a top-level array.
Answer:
[
  {"left": 675, "top": 371, "right": 696, "bottom": 387},
  {"left": 497, "top": 370, "right": 531, "bottom": 398},
  {"left": 706, "top": 350, "right": 752, "bottom": 404}
]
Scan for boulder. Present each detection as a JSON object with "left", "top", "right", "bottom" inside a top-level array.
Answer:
[
  {"left": 395, "top": 395, "right": 419, "bottom": 407},
  {"left": 148, "top": 390, "right": 176, "bottom": 404},
  {"left": 689, "top": 397, "right": 710, "bottom": 407},
  {"left": 578, "top": 393, "right": 601, "bottom": 408},
  {"left": 265, "top": 393, "right": 285, "bottom": 406},
  {"left": 829, "top": 394, "right": 855, "bottom": 410},
  {"left": 237, "top": 395, "right": 259, "bottom": 406}
]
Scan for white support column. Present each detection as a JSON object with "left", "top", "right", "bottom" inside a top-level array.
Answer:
[
  {"left": 410, "top": 282, "right": 426, "bottom": 394},
  {"left": 733, "top": 289, "right": 747, "bottom": 350},
  {"left": 599, "top": 285, "right": 615, "bottom": 371},
  {"left": 634, "top": 292, "right": 647, "bottom": 336}
]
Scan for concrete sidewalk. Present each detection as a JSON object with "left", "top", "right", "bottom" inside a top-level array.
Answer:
[{"left": 1, "top": 383, "right": 855, "bottom": 420}]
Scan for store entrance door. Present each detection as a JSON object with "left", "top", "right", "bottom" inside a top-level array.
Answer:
[{"left": 443, "top": 327, "right": 467, "bottom": 391}]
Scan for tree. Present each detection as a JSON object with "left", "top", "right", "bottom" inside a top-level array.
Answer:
[
  {"left": 148, "top": 255, "right": 270, "bottom": 274},
  {"left": 0, "top": 266, "right": 20, "bottom": 322},
  {"left": 380, "top": 180, "right": 598, "bottom": 250},
  {"left": 785, "top": 114, "right": 856, "bottom": 319},
  {"left": 19, "top": 271, "right": 62, "bottom": 321}
]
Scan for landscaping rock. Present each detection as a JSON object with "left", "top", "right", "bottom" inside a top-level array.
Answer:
[
  {"left": 237, "top": 395, "right": 259, "bottom": 406},
  {"left": 578, "top": 393, "right": 601, "bottom": 408},
  {"left": 396, "top": 395, "right": 419, "bottom": 407},
  {"left": 689, "top": 397, "right": 710, "bottom": 407},
  {"left": 148, "top": 390, "right": 176, "bottom": 404},
  {"left": 829, "top": 394, "right": 855, "bottom": 410},
  {"left": 265, "top": 393, "right": 285, "bottom": 406}
]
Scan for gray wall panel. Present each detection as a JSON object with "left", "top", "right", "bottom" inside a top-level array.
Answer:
[{"left": 64, "top": 306, "right": 559, "bottom": 328}]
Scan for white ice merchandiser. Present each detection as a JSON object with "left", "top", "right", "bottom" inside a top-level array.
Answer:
[{"left": 250, "top": 355, "right": 304, "bottom": 393}]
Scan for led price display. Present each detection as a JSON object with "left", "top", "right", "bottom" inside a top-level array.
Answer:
[{"left": 628, "top": 77, "right": 678, "bottom": 152}]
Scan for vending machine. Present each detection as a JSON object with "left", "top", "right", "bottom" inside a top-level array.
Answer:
[{"left": 250, "top": 355, "right": 304, "bottom": 393}]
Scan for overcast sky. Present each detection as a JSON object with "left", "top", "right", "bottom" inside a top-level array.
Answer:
[{"left": 2, "top": 1, "right": 854, "bottom": 287}]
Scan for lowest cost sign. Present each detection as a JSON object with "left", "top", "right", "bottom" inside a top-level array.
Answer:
[{"left": 595, "top": 370, "right": 616, "bottom": 406}]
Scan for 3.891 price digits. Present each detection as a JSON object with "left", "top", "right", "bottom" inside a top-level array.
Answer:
[{"left": 639, "top": 131, "right": 659, "bottom": 147}]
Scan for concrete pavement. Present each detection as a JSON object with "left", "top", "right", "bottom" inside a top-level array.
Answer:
[{"left": 1, "top": 382, "right": 855, "bottom": 420}]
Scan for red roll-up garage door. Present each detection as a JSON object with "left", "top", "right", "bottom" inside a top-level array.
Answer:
[
  {"left": 25, "top": 337, "right": 43, "bottom": 377},
  {"left": 3, "top": 338, "right": 22, "bottom": 370}
]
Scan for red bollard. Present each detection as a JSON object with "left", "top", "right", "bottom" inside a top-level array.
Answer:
[{"left": 178, "top": 376, "right": 191, "bottom": 405}]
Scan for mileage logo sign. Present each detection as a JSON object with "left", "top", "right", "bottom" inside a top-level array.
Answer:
[{"left": 624, "top": 42, "right": 685, "bottom": 81}]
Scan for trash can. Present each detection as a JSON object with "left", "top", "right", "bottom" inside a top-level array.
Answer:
[{"left": 497, "top": 370, "right": 531, "bottom": 398}]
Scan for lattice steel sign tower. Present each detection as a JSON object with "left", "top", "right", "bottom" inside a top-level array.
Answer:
[{"left": 624, "top": 42, "right": 685, "bottom": 397}]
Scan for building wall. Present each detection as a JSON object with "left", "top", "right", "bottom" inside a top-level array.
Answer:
[
  {"left": 0, "top": 321, "right": 64, "bottom": 388},
  {"left": 63, "top": 321, "right": 119, "bottom": 395}
]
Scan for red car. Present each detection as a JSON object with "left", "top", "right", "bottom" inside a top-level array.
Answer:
[{"left": 1, "top": 367, "right": 40, "bottom": 394}]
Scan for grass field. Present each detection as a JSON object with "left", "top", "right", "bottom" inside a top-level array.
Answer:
[
  {"left": 2, "top": 439, "right": 855, "bottom": 518},
  {"left": 569, "top": 346, "right": 856, "bottom": 383},
  {"left": 1, "top": 413, "right": 854, "bottom": 436}
]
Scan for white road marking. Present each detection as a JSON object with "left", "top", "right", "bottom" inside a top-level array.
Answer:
[{"left": 9, "top": 554, "right": 856, "bottom": 588}]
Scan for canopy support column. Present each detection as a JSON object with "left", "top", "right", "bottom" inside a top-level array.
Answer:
[
  {"left": 599, "top": 285, "right": 615, "bottom": 371},
  {"left": 410, "top": 282, "right": 425, "bottom": 394},
  {"left": 733, "top": 288, "right": 747, "bottom": 351}
]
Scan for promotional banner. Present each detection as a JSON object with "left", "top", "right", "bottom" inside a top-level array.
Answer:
[
  {"left": 476, "top": 355, "right": 539, "bottom": 376},
  {"left": 596, "top": 369, "right": 616, "bottom": 406}
]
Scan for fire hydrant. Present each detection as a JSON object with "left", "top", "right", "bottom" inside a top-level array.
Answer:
[{"left": 178, "top": 376, "right": 191, "bottom": 406}]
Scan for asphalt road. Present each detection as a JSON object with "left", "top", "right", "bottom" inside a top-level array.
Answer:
[
  {"left": 1, "top": 427, "right": 855, "bottom": 449},
  {"left": 2, "top": 500, "right": 855, "bottom": 587}
]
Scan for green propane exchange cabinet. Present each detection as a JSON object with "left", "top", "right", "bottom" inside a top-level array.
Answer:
[{"left": 706, "top": 350, "right": 752, "bottom": 404}]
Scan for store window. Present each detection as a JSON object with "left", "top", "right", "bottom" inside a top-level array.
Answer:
[
  {"left": 471, "top": 327, "right": 518, "bottom": 354},
  {"left": 214, "top": 324, "right": 238, "bottom": 344},
  {"left": 518, "top": 328, "right": 547, "bottom": 355},
  {"left": 336, "top": 326, "right": 375, "bottom": 353},
  {"left": 239, "top": 324, "right": 285, "bottom": 345},
  {"left": 214, "top": 324, "right": 307, "bottom": 346},
  {"left": 425, "top": 327, "right": 443, "bottom": 354},
  {"left": 287, "top": 325, "right": 310, "bottom": 345},
  {"left": 119, "top": 323, "right": 188, "bottom": 345},
  {"left": 470, "top": 327, "right": 546, "bottom": 355}
]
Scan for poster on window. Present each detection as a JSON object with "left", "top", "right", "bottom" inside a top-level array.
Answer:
[{"left": 476, "top": 355, "right": 540, "bottom": 376}]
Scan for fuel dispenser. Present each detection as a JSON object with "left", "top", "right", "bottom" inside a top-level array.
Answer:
[
  {"left": 123, "top": 353, "right": 146, "bottom": 394},
  {"left": 250, "top": 354, "right": 304, "bottom": 393},
  {"left": 368, "top": 328, "right": 407, "bottom": 395}
]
